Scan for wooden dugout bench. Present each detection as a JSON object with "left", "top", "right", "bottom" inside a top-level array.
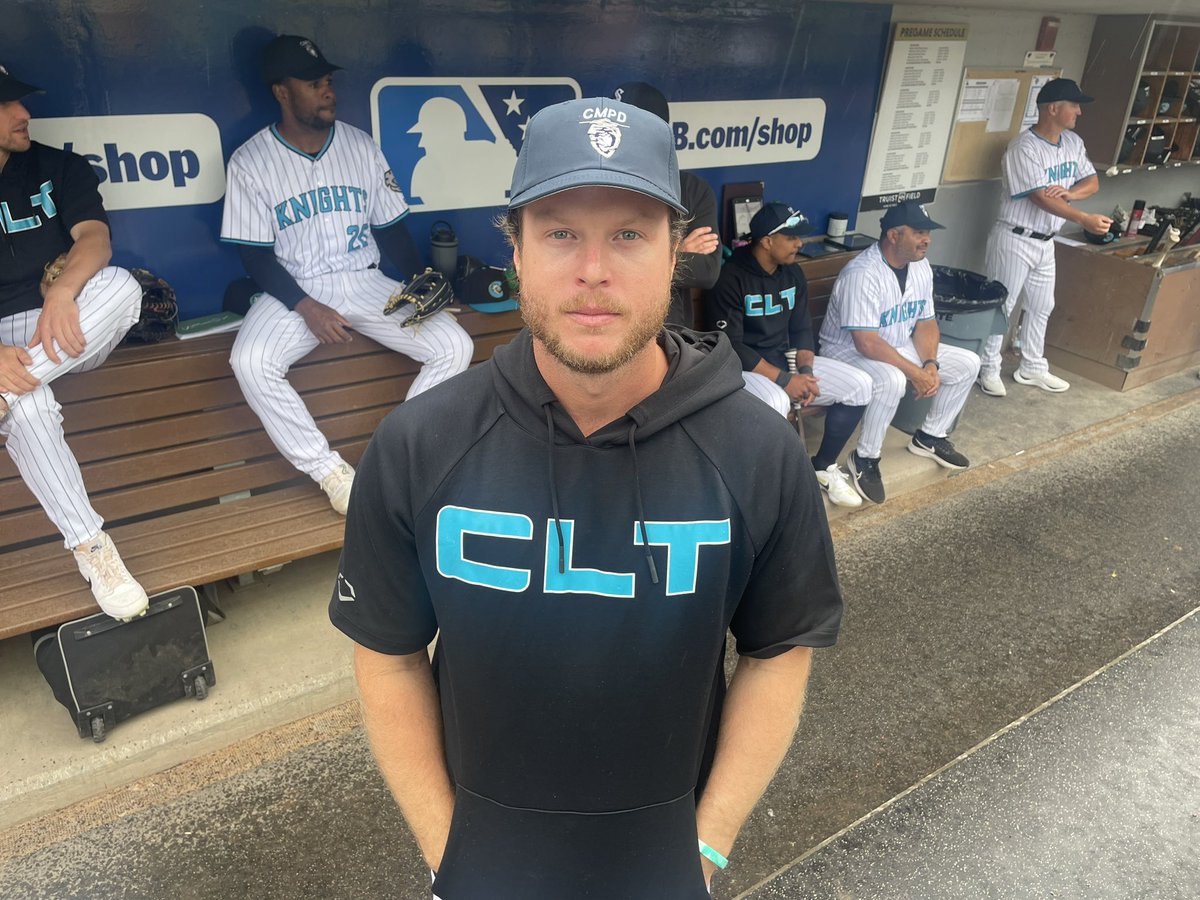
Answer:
[{"left": 0, "top": 308, "right": 524, "bottom": 641}]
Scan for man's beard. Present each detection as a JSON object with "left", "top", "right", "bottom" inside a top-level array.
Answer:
[{"left": 521, "top": 288, "right": 671, "bottom": 376}]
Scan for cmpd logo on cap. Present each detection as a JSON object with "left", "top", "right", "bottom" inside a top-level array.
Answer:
[{"left": 579, "top": 106, "right": 628, "bottom": 159}]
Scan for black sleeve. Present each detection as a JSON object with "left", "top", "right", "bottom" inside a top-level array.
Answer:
[
  {"left": 374, "top": 219, "right": 422, "bottom": 279},
  {"left": 238, "top": 244, "right": 307, "bottom": 310},
  {"left": 704, "top": 270, "right": 762, "bottom": 372},
  {"left": 786, "top": 268, "right": 815, "bottom": 354},
  {"left": 59, "top": 152, "right": 109, "bottom": 233},
  {"left": 675, "top": 176, "right": 721, "bottom": 290}
]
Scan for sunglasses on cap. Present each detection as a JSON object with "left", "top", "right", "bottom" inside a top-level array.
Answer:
[{"left": 768, "top": 213, "right": 808, "bottom": 236}]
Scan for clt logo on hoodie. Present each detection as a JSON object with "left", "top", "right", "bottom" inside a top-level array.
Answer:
[{"left": 435, "top": 505, "right": 731, "bottom": 598}]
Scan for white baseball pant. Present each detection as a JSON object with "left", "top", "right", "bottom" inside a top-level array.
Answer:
[
  {"left": 982, "top": 225, "right": 1056, "bottom": 378},
  {"left": 0, "top": 266, "right": 142, "bottom": 547},
  {"left": 740, "top": 355, "right": 873, "bottom": 418},
  {"left": 824, "top": 342, "right": 980, "bottom": 458},
  {"left": 230, "top": 267, "right": 473, "bottom": 482}
]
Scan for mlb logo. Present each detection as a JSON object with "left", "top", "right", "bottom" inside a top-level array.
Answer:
[{"left": 370, "top": 77, "right": 581, "bottom": 213}]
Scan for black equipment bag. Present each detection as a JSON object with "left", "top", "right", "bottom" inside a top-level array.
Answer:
[{"left": 33, "top": 587, "right": 215, "bottom": 742}]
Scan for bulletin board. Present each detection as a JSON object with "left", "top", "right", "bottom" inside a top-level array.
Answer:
[{"left": 942, "top": 67, "right": 1061, "bottom": 182}]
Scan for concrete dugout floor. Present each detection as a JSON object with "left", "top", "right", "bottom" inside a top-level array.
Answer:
[{"left": 0, "top": 360, "right": 1198, "bottom": 898}]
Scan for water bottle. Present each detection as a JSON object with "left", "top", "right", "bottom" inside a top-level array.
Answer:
[{"left": 430, "top": 220, "right": 458, "bottom": 279}]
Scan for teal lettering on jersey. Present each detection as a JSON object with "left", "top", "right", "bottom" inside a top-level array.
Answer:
[
  {"left": 434, "top": 505, "right": 732, "bottom": 597},
  {"left": 744, "top": 286, "right": 795, "bottom": 317},
  {"left": 1045, "top": 161, "right": 1078, "bottom": 183},
  {"left": 0, "top": 180, "right": 56, "bottom": 234},
  {"left": 272, "top": 185, "right": 368, "bottom": 232},
  {"left": 878, "top": 298, "right": 927, "bottom": 329}
]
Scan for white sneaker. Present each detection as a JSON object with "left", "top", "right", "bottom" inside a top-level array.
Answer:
[
  {"left": 814, "top": 464, "right": 863, "bottom": 508},
  {"left": 1013, "top": 369, "right": 1070, "bottom": 393},
  {"left": 320, "top": 462, "right": 355, "bottom": 515},
  {"left": 73, "top": 532, "right": 149, "bottom": 621},
  {"left": 977, "top": 372, "right": 1007, "bottom": 397}
]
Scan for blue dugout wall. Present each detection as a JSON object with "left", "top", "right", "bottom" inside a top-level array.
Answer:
[{"left": 7, "top": 0, "right": 892, "bottom": 317}]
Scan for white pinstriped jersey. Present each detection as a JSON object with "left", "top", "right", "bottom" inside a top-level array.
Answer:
[
  {"left": 819, "top": 242, "right": 934, "bottom": 355},
  {"left": 996, "top": 128, "right": 1096, "bottom": 235},
  {"left": 221, "top": 123, "right": 408, "bottom": 280}
]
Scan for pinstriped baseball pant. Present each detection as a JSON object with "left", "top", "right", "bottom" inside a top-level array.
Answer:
[
  {"left": 229, "top": 268, "right": 473, "bottom": 483},
  {"left": 739, "top": 355, "right": 873, "bottom": 417},
  {"left": 0, "top": 266, "right": 142, "bottom": 547},
  {"left": 823, "top": 342, "right": 980, "bottom": 458},
  {"left": 982, "top": 225, "right": 1056, "bottom": 377}
]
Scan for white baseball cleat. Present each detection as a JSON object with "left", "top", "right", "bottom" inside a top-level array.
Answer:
[
  {"left": 1013, "top": 369, "right": 1070, "bottom": 393},
  {"left": 74, "top": 532, "right": 150, "bottom": 621},
  {"left": 977, "top": 372, "right": 1007, "bottom": 397},
  {"left": 320, "top": 462, "right": 356, "bottom": 515},
  {"left": 814, "top": 463, "right": 863, "bottom": 508}
]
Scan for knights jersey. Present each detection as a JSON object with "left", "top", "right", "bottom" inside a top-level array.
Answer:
[
  {"left": 996, "top": 128, "right": 1096, "bottom": 235},
  {"left": 819, "top": 241, "right": 934, "bottom": 354}
]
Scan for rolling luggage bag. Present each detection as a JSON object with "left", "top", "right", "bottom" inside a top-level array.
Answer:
[{"left": 33, "top": 586, "right": 216, "bottom": 742}]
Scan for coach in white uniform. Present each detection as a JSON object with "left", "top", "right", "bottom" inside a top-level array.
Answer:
[
  {"left": 221, "top": 35, "right": 472, "bottom": 514},
  {"left": 820, "top": 201, "right": 979, "bottom": 505},
  {"left": 979, "top": 78, "right": 1112, "bottom": 396}
]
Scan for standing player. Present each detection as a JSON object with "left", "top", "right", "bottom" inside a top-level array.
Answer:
[
  {"left": 820, "top": 201, "right": 980, "bottom": 505},
  {"left": 221, "top": 35, "right": 473, "bottom": 513},
  {"left": 0, "top": 66, "right": 147, "bottom": 619},
  {"left": 612, "top": 82, "right": 721, "bottom": 329},
  {"left": 330, "top": 97, "right": 842, "bottom": 898},
  {"left": 979, "top": 78, "right": 1112, "bottom": 396},
  {"left": 705, "top": 202, "right": 871, "bottom": 508}
]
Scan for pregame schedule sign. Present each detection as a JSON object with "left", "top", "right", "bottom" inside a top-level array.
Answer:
[{"left": 860, "top": 23, "right": 968, "bottom": 211}]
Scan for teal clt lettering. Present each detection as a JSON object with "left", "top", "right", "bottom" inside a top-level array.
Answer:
[
  {"left": 744, "top": 286, "right": 797, "bottom": 317},
  {"left": 274, "top": 185, "right": 367, "bottom": 230},
  {"left": 435, "top": 505, "right": 732, "bottom": 598},
  {"left": 878, "top": 298, "right": 927, "bottom": 329},
  {"left": 1045, "top": 161, "right": 1078, "bottom": 183},
  {"left": 0, "top": 180, "right": 56, "bottom": 234}
]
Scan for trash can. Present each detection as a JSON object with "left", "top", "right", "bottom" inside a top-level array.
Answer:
[
  {"left": 932, "top": 266, "right": 1009, "bottom": 355},
  {"left": 890, "top": 268, "right": 1006, "bottom": 435}
]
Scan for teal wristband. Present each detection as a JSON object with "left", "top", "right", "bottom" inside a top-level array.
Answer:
[{"left": 697, "top": 838, "right": 729, "bottom": 870}]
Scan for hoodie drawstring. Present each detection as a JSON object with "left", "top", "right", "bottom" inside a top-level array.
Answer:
[
  {"left": 545, "top": 406, "right": 566, "bottom": 575},
  {"left": 627, "top": 424, "right": 660, "bottom": 585}
]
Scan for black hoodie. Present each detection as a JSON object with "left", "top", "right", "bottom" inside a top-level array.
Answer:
[
  {"left": 704, "top": 245, "right": 815, "bottom": 373},
  {"left": 331, "top": 327, "right": 842, "bottom": 899}
]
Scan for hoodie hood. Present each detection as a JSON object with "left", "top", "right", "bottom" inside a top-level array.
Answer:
[{"left": 490, "top": 327, "right": 745, "bottom": 447}]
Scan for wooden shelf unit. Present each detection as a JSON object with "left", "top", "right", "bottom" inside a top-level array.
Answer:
[{"left": 1078, "top": 16, "right": 1200, "bottom": 174}]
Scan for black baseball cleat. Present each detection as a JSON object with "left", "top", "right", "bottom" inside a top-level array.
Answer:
[
  {"left": 908, "top": 430, "right": 970, "bottom": 470},
  {"left": 847, "top": 451, "right": 886, "bottom": 504}
]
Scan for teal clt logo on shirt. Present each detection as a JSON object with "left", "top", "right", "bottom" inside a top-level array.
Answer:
[
  {"left": 744, "top": 286, "right": 797, "bottom": 317},
  {"left": 879, "top": 298, "right": 926, "bottom": 329},
  {"left": 0, "top": 180, "right": 56, "bottom": 233}
]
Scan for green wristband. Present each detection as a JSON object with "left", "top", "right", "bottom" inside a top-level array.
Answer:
[{"left": 697, "top": 838, "right": 729, "bottom": 870}]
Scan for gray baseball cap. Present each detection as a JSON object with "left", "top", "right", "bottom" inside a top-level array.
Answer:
[{"left": 508, "top": 97, "right": 685, "bottom": 213}]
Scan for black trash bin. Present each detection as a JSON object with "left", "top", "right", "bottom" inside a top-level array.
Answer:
[{"left": 932, "top": 266, "right": 1009, "bottom": 355}]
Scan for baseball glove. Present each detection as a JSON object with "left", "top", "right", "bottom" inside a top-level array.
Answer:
[
  {"left": 123, "top": 268, "right": 179, "bottom": 343},
  {"left": 40, "top": 253, "right": 70, "bottom": 297},
  {"left": 384, "top": 267, "right": 455, "bottom": 327}
]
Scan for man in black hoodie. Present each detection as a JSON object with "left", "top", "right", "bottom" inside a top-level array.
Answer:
[
  {"left": 330, "top": 97, "right": 843, "bottom": 899},
  {"left": 706, "top": 203, "right": 872, "bottom": 509}
]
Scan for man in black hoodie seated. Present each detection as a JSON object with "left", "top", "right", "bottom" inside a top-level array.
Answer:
[
  {"left": 706, "top": 202, "right": 872, "bottom": 509},
  {"left": 331, "top": 97, "right": 842, "bottom": 899}
]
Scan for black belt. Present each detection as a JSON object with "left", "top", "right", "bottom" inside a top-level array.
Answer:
[{"left": 1011, "top": 226, "right": 1055, "bottom": 241}]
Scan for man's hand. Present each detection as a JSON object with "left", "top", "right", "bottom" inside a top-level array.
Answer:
[
  {"left": 1041, "top": 185, "right": 1071, "bottom": 200},
  {"left": 679, "top": 226, "right": 720, "bottom": 256},
  {"left": 0, "top": 344, "right": 40, "bottom": 396},
  {"left": 784, "top": 373, "right": 820, "bottom": 406},
  {"left": 1081, "top": 212, "right": 1114, "bottom": 235},
  {"left": 29, "top": 287, "right": 86, "bottom": 364},
  {"left": 910, "top": 363, "right": 941, "bottom": 399},
  {"left": 296, "top": 297, "right": 353, "bottom": 343}
]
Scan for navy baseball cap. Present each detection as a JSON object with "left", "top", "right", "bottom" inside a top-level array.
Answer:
[
  {"left": 612, "top": 82, "right": 670, "bottom": 123},
  {"left": 1037, "top": 78, "right": 1093, "bottom": 105},
  {"left": 508, "top": 97, "right": 686, "bottom": 213},
  {"left": 750, "top": 203, "right": 815, "bottom": 240},
  {"left": 0, "top": 64, "right": 42, "bottom": 102},
  {"left": 261, "top": 35, "right": 342, "bottom": 85},
  {"left": 880, "top": 200, "right": 944, "bottom": 233}
]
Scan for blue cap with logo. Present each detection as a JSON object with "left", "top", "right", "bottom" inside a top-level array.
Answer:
[
  {"left": 508, "top": 97, "right": 686, "bottom": 213},
  {"left": 880, "top": 200, "right": 944, "bottom": 233},
  {"left": 261, "top": 35, "right": 342, "bottom": 85}
]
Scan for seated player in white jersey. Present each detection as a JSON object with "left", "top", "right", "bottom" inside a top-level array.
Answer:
[
  {"left": 979, "top": 78, "right": 1113, "bottom": 397},
  {"left": 220, "top": 35, "right": 473, "bottom": 514},
  {"left": 819, "top": 201, "right": 981, "bottom": 505},
  {"left": 705, "top": 202, "right": 871, "bottom": 509},
  {"left": 0, "top": 66, "right": 148, "bottom": 620}
]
